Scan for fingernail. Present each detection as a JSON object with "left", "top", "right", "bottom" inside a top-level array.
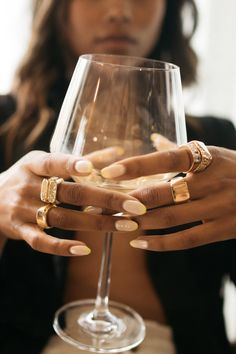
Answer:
[
  {"left": 101, "top": 164, "right": 126, "bottom": 179},
  {"left": 84, "top": 206, "right": 103, "bottom": 215},
  {"left": 75, "top": 160, "right": 93, "bottom": 174},
  {"left": 115, "top": 147, "right": 125, "bottom": 156},
  {"left": 115, "top": 219, "right": 138, "bottom": 232},
  {"left": 123, "top": 200, "right": 146, "bottom": 215},
  {"left": 69, "top": 245, "right": 91, "bottom": 256},
  {"left": 130, "top": 240, "right": 148, "bottom": 249},
  {"left": 150, "top": 133, "right": 159, "bottom": 142}
]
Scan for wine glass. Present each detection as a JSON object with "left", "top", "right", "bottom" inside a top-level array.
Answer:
[{"left": 50, "top": 54, "right": 187, "bottom": 353}]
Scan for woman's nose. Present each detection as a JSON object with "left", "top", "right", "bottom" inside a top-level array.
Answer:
[{"left": 104, "top": 0, "right": 133, "bottom": 23}]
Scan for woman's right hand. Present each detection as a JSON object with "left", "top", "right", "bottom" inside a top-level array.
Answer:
[{"left": 0, "top": 150, "right": 146, "bottom": 256}]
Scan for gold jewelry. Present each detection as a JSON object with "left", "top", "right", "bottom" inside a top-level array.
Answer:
[
  {"left": 40, "top": 177, "right": 64, "bottom": 204},
  {"left": 191, "top": 141, "right": 212, "bottom": 172},
  {"left": 180, "top": 140, "right": 212, "bottom": 173},
  {"left": 36, "top": 204, "right": 57, "bottom": 229},
  {"left": 170, "top": 176, "right": 190, "bottom": 203}
]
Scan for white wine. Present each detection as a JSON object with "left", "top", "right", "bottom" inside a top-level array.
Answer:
[{"left": 73, "top": 168, "right": 176, "bottom": 193}]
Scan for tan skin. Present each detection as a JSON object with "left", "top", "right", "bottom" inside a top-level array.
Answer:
[
  {"left": 0, "top": 0, "right": 168, "bottom": 323},
  {"left": 64, "top": 0, "right": 168, "bottom": 322},
  {"left": 66, "top": 0, "right": 166, "bottom": 57},
  {"left": 102, "top": 146, "right": 236, "bottom": 251}
]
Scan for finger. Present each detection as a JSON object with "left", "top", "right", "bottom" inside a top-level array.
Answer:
[
  {"left": 19, "top": 223, "right": 91, "bottom": 256},
  {"left": 151, "top": 133, "right": 177, "bottom": 150},
  {"left": 23, "top": 151, "right": 93, "bottom": 179},
  {"left": 134, "top": 192, "right": 234, "bottom": 230},
  {"left": 56, "top": 182, "right": 146, "bottom": 214},
  {"left": 84, "top": 146, "right": 124, "bottom": 169},
  {"left": 101, "top": 148, "right": 191, "bottom": 180},
  {"left": 130, "top": 216, "right": 236, "bottom": 251},
  {"left": 130, "top": 174, "right": 235, "bottom": 209},
  {"left": 32, "top": 179, "right": 147, "bottom": 215},
  {"left": 130, "top": 181, "right": 173, "bottom": 209},
  {"left": 30, "top": 205, "right": 139, "bottom": 233}
]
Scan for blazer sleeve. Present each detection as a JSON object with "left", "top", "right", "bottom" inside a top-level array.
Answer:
[
  {"left": 187, "top": 115, "right": 236, "bottom": 286},
  {"left": 186, "top": 115, "right": 236, "bottom": 150}
]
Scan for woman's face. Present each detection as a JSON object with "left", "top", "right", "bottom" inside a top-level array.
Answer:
[{"left": 66, "top": 0, "right": 167, "bottom": 58}]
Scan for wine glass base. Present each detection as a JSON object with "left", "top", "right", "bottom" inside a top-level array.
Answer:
[{"left": 53, "top": 299, "right": 146, "bottom": 353}]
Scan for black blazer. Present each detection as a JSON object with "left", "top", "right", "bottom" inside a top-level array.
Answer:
[{"left": 1, "top": 94, "right": 236, "bottom": 354}]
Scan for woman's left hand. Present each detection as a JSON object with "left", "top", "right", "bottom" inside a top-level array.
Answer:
[{"left": 101, "top": 145, "right": 236, "bottom": 251}]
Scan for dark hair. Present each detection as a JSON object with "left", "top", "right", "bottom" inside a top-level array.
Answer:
[
  {"left": 1, "top": 0, "right": 198, "bottom": 163},
  {"left": 153, "top": 0, "right": 198, "bottom": 85}
]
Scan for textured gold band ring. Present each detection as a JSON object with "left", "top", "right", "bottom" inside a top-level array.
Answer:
[
  {"left": 40, "top": 176, "right": 64, "bottom": 204},
  {"left": 36, "top": 204, "right": 57, "bottom": 229},
  {"left": 170, "top": 176, "right": 190, "bottom": 204},
  {"left": 180, "top": 140, "right": 213, "bottom": 173}
]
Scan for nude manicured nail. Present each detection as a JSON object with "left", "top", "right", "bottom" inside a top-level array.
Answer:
[
  {"left": 130, "top": 240, "right": 148, "bottom": 249},
  {"left": 75, "top": 160, "right": 93, "bottom": 174},
  {"left": 84, "top": 206, "right": 103, "bottom": 215},
  {"left": 101, "top": 164, "right": 126, "bottom": 179},
  {"left": 123, "top": 200, "right": 146, "bottom": 215},
  {"left": 69, "top": 245, "right": 91, "bottom": 256},
  {"left": 115, "top": 220, "right": 138, "bottom": 232}
]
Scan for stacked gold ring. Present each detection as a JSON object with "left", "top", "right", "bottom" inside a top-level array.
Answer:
[
  {"left": 40, "top": 176, "right": 64, "bottom": 204},
  {"left": 180, "top": 140, "right": 213, "bottom": 173},
  {"left": 36, "top": 176, "right": 64, "bottom": 229}
]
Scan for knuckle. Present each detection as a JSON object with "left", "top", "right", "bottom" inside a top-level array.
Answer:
[
  {"left": 225, "top": 187, "right": 236, "bottom": 210},
  {"left": 211, "top": 177, "right": 227, "bottom": 193},
  {"left": 65, "top": 156, "right": 77, "bottom": 174},
  {"left": 48, "top": 238, "right": 63, "bottom": 254},
  {"left": 158, "top": 209, "right": 177, "bottom": 228},
  {"left": 180, "top": 233, "right": 198, "bottom": 249},
  {"left": 209, "top": 146, "right": 221, "bottom": 160},
  {"left": 104, "top": 192, "right": 121, "bottom": 210},
  {"left": 94, "top": 215, "right": 111, "bottom": 231},
  {"left": 29, "top": 234, "right": 41, "bottom": 251},
  {"left": 66, "top": 183, "right": 85, "bottom": 205},
  {"left": 51, "top": 209, "right": 67, "bottom": 228},
  {"left": 137, "top": 187, "right": 159, "bottom": 207},
  {"left": 166, "top": 150, "right": 181, "bottom": 170},
  {"left": 149, "top": 238, "right": 167, "bottom": 251},
  {"left": 40, "top": 153, "right": 55, "bottom": 176}
]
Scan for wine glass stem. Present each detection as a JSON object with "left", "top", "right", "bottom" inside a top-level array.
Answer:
[{"left": 93, "top": 231, "right": 113, "bottom": 318}]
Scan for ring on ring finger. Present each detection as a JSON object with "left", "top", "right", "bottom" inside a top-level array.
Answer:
[
  {"left": 170, "top": 176, "right": 190, "bottom": 204},
  {"left": 36, "top": 203, "right": 57, "bottom": 229}
]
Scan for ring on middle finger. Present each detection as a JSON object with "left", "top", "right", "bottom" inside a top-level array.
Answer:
[
  {"left": 40, "top": 176, "right": 64, "bottom": 204},
  {"left": 36, "top": 203, "right": 57, "bottom": 229},
  {"left": 170, "top": 176, "right": 190, "bottom": 204}
]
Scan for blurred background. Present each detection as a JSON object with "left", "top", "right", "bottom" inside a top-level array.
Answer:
[{"left": 1, "top": 0, "right": 236, "bottom": 342}]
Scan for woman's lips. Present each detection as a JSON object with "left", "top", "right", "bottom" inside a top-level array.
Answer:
[{"left": 95, "top": 35, "right": 137, "bottom": 48}]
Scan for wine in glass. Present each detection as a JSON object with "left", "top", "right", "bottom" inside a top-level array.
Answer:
[{"left": 50, "top": 54, "right": 187, "bottom": 352}]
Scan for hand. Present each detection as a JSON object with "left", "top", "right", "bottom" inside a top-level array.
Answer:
[
  {"left": 0, "top": 150, "right": 146, "bottom": 256},
  {"left": 101, "top": 145, "right": 236, "bottom": 251}
]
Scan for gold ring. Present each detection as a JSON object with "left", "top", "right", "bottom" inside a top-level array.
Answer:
[
  {"left": 170, "top": 177, "right": 190, "bottom": 203},
  {"left": 36, "top": 204, "right": 57, "bottom": 229},
  {"left": 40, "top": 177, "right": 64, "bottom": 204},
  {"left": 180, "top": 140, "right": 212, "bottom": 173}
]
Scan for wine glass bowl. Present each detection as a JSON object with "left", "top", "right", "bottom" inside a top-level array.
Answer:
[{"left": 50, "top": 54, "right": 187, "bottom": 352}]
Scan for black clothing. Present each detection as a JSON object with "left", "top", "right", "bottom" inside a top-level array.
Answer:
[{"left": 1, "top": 93, "right": 236, "bottom": 354}]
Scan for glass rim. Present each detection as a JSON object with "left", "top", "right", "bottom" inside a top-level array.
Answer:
[{"left": 79, "top": 53, "right": 179, "bottom": 72}]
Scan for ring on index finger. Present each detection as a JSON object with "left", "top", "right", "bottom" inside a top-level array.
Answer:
[
  {"left": 40, "top": 176, "right": 64, "bottom": 204},
  {"left": 180, "top": 140, "right": 213, "bottom": 173},
  {"left": 170, "top": 176, "right": 190, "bottom": 204}
]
